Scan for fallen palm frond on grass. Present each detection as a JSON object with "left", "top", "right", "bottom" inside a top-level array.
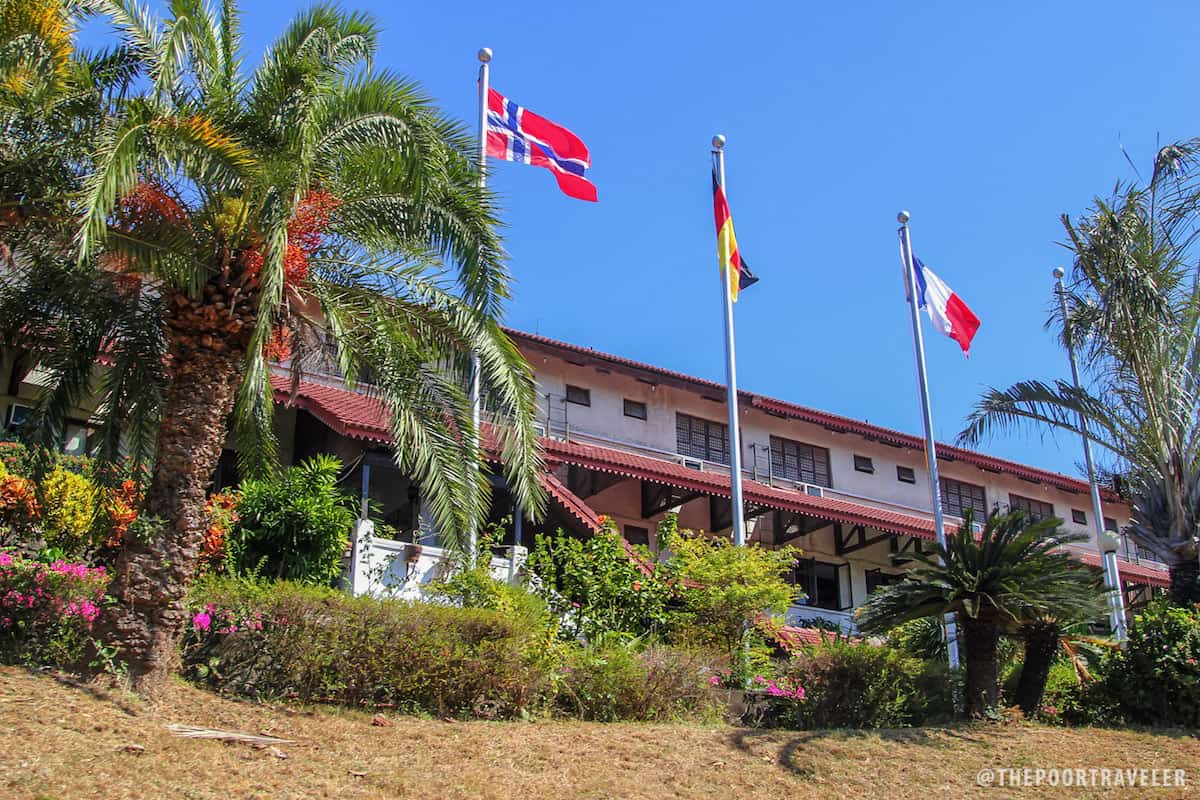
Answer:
[{"left": 165, "top": 724, "right": 293, "bottom": 746}]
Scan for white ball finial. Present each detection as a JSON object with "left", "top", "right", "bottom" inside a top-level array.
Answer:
[
  {"left": 897, "top": 210, "right": 910, "bottom": 224},
  {"left": 478, "top": 48, "right": 493, "bottom": 63},
  {"left": 712, "top": 134, "right": 726, "bottom": 149},
  {"left": 1052, "top": 267, "right": 1066, "bottom": 280}
]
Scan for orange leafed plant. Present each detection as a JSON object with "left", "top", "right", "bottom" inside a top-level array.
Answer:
[
  {"left": 102, "top": 479, "right": 141, "bottom": 548},
  {"left": 201, "top": 490, "right": 239, "bottom": 571},
  {"left": 0, "top": 473, "right": 40, "bottom": 521}
]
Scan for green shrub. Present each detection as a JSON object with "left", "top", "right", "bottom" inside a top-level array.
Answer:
[
  {"left": 1095, "top": 601, "right": 1200, "bottom": 728},
  {"left": 38, "top": 466, "right": 101, "bottom": 553},
  {"left": 526, "top": 521, "right": 673, "bottom": 641},
  {"left": 1033, "top": 658, "right": 1123, "bottom": 726},
  {"left": 772, "top": 638, "right": 957, "bottom": 729},
  {"left": 556, "top": 635, "right": 722, "bottom": 722},
  {"left": 668, "top": 528, "right": 799, "bottom": 659},
  {"left": 225, "top": 455, "right": 355, "bottom": 584},
  {"left": 184, "top": 577, "right": 555, "bottom": 718}
]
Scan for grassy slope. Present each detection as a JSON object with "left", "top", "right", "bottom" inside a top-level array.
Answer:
[{"left": 1, "top": 667, "right": 1196, "bottom": 800}]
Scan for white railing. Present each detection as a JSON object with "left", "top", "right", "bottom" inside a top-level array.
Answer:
[
  {"left": 346, "top": 521, "right": 526, "bottom": 600},
  {"left": 785, "top": 604, "right": 859, "bottom": 634}
]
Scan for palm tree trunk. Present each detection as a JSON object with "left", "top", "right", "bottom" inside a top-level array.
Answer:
[
  {"left": 960, "top": 615, "right": 1000, "bottom": 717},
  {"left": 1014, "top": 621, "right": 1060, "bottom": 716},
  {"left": 97, "top": 289, "right": 251, "bottom": 689},
  {"left": 1169, "top": 558, "right": 1200, "bottom": 606}
]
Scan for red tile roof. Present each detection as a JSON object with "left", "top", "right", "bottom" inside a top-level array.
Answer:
[
  {"left": 270, "top": 375, "right": 390, "bottom": 442},
  {"left": 506, "top": 328, "right": 1123, "bottom": 504},
  {"left": 539, "top": 470, "right": 601, "bottom": 533},
  {"left": 774, "top": 625, "right": 863, "bottom": 649}
]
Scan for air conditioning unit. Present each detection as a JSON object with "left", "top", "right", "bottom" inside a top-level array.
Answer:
[
  {"left": 804, "top": 484, "right": 824, "bottom": 498},
  {"left": 682, "top": 459, "right": 703, "bottom": 471}
]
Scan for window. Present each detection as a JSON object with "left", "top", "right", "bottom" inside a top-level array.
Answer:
[
  {"left": 940, "top": 477, "right": 987, "bottom": 520},
  {"left": 897, "top": 466, "right": 916, "bottom": 484},
  {"left": 769, "top": 436, "right": 831, "bottom": 487},
  {"left": 624, "top": 525, "right": 650, "bottom": 547},
  {"left": 623, "top": 398, "right": 647, "bottom": 420},
  {"left": 794, "top": 559, "right": 849, "bottom": 611},
  {"left": 5, "top": 403, "right": 31, "bottom": 430},
  {"left": 675, "top": 413, "right": 729, "bottom": 464},
  {"left": 565, "top": 384, "right": 590, "bottom": 406},
  {"left": 853, "top": 455, "right": 874, "bottom": 474},
  {"left": 1072, "top": 509, "right": 1088, "bottom": 525},
  {"left": 1010, "top": 493, "right": 1054, "bottom": 521},
  {"left": 1104, "top": 517, "right": 1119, "bottom": 533},
  {"left": 866, "top": 569, "right": 904, "bottom": 595},
  {"left": 62, "top": 423, "right": 89, "bottom": 457}
]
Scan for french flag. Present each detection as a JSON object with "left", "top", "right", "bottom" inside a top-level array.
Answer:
[
  {"left": 486, "top": 88, "right": 597, "bottom": 202},
  {"left": 911, "top": 255, "right": 980, "bottom": 355}
]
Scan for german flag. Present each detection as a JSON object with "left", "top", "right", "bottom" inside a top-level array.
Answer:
[{"left": 712, "top": 166, "right": 757, "bottom": 301}]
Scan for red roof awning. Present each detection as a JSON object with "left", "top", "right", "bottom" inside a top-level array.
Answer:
[
  {"left": 270, "top": 375, "right": 391, "bottom": 442},
  {"left": 539, "top": 470, "right": 601, "bottom": 533}
]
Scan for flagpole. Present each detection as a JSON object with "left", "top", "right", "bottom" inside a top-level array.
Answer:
[
  {"left": 1053, "top": 267, "right": 1128, "bottom": 643},
  {"left": 467, "top": 47, "right": 492, "bottom": 559},
  {"left": 898, "top": 211, "right": 960, "bottom": 671},
  {"left": 712, "top": 134, "right": 747, "bottom": 547}
]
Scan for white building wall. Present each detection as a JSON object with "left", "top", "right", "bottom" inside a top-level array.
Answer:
[{"left": 528, "top": 351, "right": 1133, "bottom": 554}]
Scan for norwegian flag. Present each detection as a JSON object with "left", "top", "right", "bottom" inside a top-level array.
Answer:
[{"left": 486, "top": 88, "right": 597, "bottom": 202}]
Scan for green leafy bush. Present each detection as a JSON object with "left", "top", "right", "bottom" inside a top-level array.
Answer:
[
  {"left": 433, "top": 524, "right": 556, "bottom": 635},
  {"left": 184, "top": 577, "right": 555, "bottom": 718},
  {"left": 556, "top": 635, "right": 722, "bottom": 722},
  {"left": 526, "top": 520, "right": 673, "bottom": 641},
  {"left": 1033, "top": 659, "right": 1124, "bottom": 726},
  {"left": 38, "top": 466, "right": 101, "bottom": 553},
  {"left": 1095, "top": 601, "right": 1200, "bottom": 728},
  {"left": 771, "top": 638, "right": 957, "bottom": 729},
  {"left": 225, "top": 455, "right": 356, "bottom": 584},
  {"left": 667, "top": 526, "right": 798, "bottom": 682}
]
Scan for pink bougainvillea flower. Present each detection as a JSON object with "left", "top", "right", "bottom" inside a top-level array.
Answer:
[{"left": 192, "top": 611, "right": 212, "bottom": 632}]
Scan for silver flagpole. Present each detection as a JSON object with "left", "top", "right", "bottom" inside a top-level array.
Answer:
[
  {"left": 712, "top": 134, "right": 747, "bottom": 547},
  {"left": 898, "top": 211, "right": 960, "bottom": 671},
  {"left": 1053, "top": 267, "right": 1128, "bottom": 643},
  {"left": 467, "top": 47, "right": 492, "bottom": 560}
]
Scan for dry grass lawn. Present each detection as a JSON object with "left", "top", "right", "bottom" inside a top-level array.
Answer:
[{"left": 1, "top": 666, "right": 1196, "bottom": 799}]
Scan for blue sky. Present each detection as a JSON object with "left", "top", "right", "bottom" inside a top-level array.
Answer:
[{"left": 82, "top": 2, "right": 1200, "bottom": 477}]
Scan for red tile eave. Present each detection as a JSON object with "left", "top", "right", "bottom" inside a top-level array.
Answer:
[
  {"left": 505, "top": 328, "right": 1122, "bottom": 505},
  {"left": 269, "top": 375, "right": 391, "bottom": 443},
  {"left": 541, "top": 436, "right": 946, "bottom": 541},
  {"left": 538, "top": 470, "right": 601, "bottom": 533},
  {"left": 1074, "top": 550, "right": 1170, "bottom": 589}
]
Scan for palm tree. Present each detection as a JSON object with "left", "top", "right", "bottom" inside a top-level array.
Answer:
[
  {"left": 1010, "top": 587, "right": 1104, "bottom": 716},
  {"left": 855, "top": 511, "right": 1101, "bottom": 717},
  {"left": 958, "top": 141, "right": 1200, "bottom": 605},
  {"left": 1, "top": 0, "right": 545, "bottom": 687},
  {"left": 1, "top": 0, "right": 139, "bottom": 238}
]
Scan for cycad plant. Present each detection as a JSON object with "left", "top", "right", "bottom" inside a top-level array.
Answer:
[
  {"left": 958, "top": 141, "right": 1200, "bottom": 605},
  {"left": 856, "top": 511, "right": 1103, "bottom": 717},
  {"left": 0, "top": 0, "right": 544, "bottom": 686}
]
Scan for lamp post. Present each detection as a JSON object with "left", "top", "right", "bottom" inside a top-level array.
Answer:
[{"left": 1053, "top": 267, "right": 1127, "bottom": 643}]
